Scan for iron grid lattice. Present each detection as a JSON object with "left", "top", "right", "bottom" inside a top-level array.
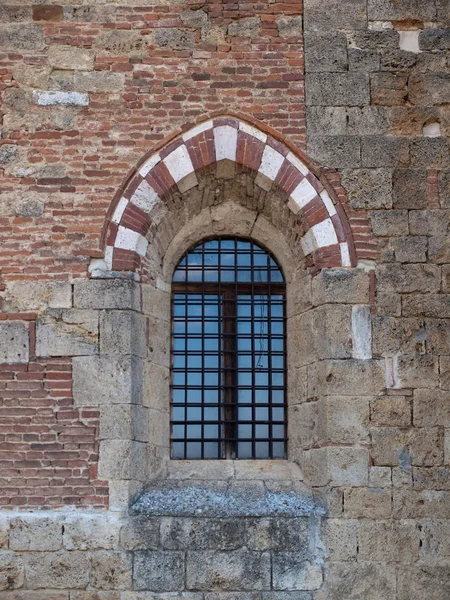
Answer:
[{"left": 171, "top": 237, "right": 287, "bottom": 459}]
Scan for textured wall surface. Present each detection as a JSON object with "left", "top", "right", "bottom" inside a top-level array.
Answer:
[{"left": 0, "top": 0, "right": 449, "bottom": 597}]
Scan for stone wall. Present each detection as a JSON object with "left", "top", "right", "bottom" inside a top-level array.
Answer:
[{"left": 0, "top": 0, "right": 449, "bottom": 598}]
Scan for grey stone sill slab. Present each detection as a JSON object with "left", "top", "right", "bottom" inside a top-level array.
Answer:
[{"left": 130, "top": 462, "right": 326, "bottom": 518}]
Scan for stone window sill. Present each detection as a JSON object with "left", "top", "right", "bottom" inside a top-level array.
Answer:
[{"left": 130, "top": 460, "right": 325, "bottom": 518}]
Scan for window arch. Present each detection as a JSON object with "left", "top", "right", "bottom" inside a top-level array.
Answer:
[{"left": 171, "top": 237, "right": 287, "bottom": 460}]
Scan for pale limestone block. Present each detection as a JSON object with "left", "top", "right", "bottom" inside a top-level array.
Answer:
[
  {"left": 313, "top": 304, "right": 353, "bottom": 360},
  {"left": 143, "top": 361, "right": 169, "bottom": 412},
  {"left": 319, "top": 396, "right": 370, "bottom": 444},
  {"left": 98, "top": 439, "right": 148, "bottom": 481},
  {"left": 289, "top": 402, "right": 319, "bottom": 451},
  {"left": 163, "top": 145, "right": 195, "bottom": 183},
  {"left": 9, "top": 515, "right": 62, "bottom": 551},
  {"left": 351, "top": 305, "right": 372, "bottom": 359},
  {"left": 109, "top": 479, "right": 142, "bottom": 513},
  {"left": 141, "top": 284, "right": 170, "bottom": 321},
  {"left": 397, "top": 564, "right": 450, "bottom": 600},
  {"left": 344, "top": 488, "right": 392, "bottom": 518},
  {"left": 272, "top": 556, "right": 323, "bottom": 591},
  {"left": 397, "top": 354, "right": 439, "bottom": 389},
  {"left": 4, "top": 281, "right": 72, "bottom": 312},
  {"left": 327, "top": 447, "right": 369, "bottom": 487},
  {"left": 300, "top": 229, "right": 316, "bottom": 256},
  {"left": 358, "top": 520, "right": 419, "bottom": 562},
  {"left": 394, "top": 489, "right": 450, "bottom": 519},
  {"left": 0, "top": 552, "right": 24, "bottom": 591},
  {"left": 0, "top": 516, "right": 8, "bottom": 550},
  {"left": 73, "top": 355, "right": 143, "bottom": 406},
  {"left": 391, "top": 466, "right": 410, "bottom": 488},
  {"left": 308, "top": 359, "right": 385, "bottom": 397},
  {"left": 368, "top": 466, "right": 392, "bottom": 488},
  {"left": 320, "top": 189, "right": 337, "bottom": 216},
  {"left": 138, "top": 153, "right": 161, "bottom": 178},
  {"left": 100, "top": 311, "right": 147, "bottom": 357},
  {"left": 131, "top": 180, "right": 159, "bottom": 213},
  {"left": 48, "top": 46, "right": 94, "bottom": 70},
  {"left": 0, "top": 321, "right": 29, "bottom": 363},
  {"left": 325, "top": 562, "right": 396, "bottom": 600},
  {"left": 340, "top": 243, "right": 351, "bottom": 267},
  {"left": 409, "top": 427, "right": 444, "bottom": 466},
  {"left": 91, "top": 551, "right": 132, "bottom": 590},
  {"left": 112, "top": 197, "right": 128, "bottom": 224},
  {"left": 312, "top": 269, "right": 370, "bottom": 306},
  {"left": 24, "top": 551, "right": 90, "bottom": 589},
  {"left": 147, "top": 315, "right": 170, "bottom": 368},
  {"left": 36, "top": 309, "right": 98, "bottom": 357},
  {"left": 74, "top": 279, "right": 140, "bottom": 311},
  {"left": 63, "top": 514, "right": 121, "bottom": 550},
  {"left": 320, "top": 519, "right": 357, "bottom": 561},
  {"left": 100, "top": 404, "right": 149, "bottom": 442},
  {"left": 165, "top": 460, "right": 234, "bottom": 481},
  {"left": 148, "top": 408, "right": 169, "bottom": 448},
  {"left": 32, "top": 90, "right": 89, "bottom": 106},
  {"left": 290, "top": 178, "right": 318, "bottom": 211},
  {"left": 239, "top": 121, "right": 267, "bottom": 143}
]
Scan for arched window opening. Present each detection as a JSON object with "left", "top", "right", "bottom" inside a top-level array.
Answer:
[{"left": 171, "top": 237, "right": 287, "bottom": 460}]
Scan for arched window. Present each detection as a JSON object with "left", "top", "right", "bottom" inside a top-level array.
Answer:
[{"left": 171, "top": 237, "right": 286, "bottom": 460}]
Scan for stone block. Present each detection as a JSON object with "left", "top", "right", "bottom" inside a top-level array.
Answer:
[
  {"left": 314, "top": 305, "right": 353, "bottom": 360},
  {"left": 376, "top": 292, "right": 401, "bottom": 317},
  {"left": 340, "top": 169, "right": 392, "bottom": 209},
  {"left": 402, "top": 294, "right": 450, "bottom": 319},
  {"left": 48, "top": 46, "right": 94, "bottom": 71},
  {"left": 305, "top": 74, "right": 370, "bottom": 106},
  {"left": 276, "top": 15, "right": 303, "bottom": 39},
  {"left": 327, "top": 447, "right": 369, "bottom": 486},
  {"left": 377, "top": 264, "right": 440, "bottom": 293},
  {"left": 228, "top": 17, "right": 260, "bottom": 38},
  {"left": 308, "top": 360, "right": 385, "bottom": 397},
  {"left": 152, "top": 29, "right": 195, "bottom": 50},
  {"left": 409, "top": 427, "right": 444, "bottom": 466},
  {"left": 100, "top": 310, "right": 147, "bottom": 357},
  {"left": 289, "top": 402, "right": 319, "bottom": 452},
  {"left": 119, "top": 516, "right": 159, "bottom": 550},
  {"left": 133, "top": 551, "right": 185, "bottom": 591},
  {"left": 370, "top": 395, "right": 411, "bottom": 427},
  {"left": 246, "top": 518, "right": 309, "bottom": 552},
  {"left": 147, "top": 315, "right": 171, "bottom": 368},
  {"left": 372, "top": 316, "right": 425, "bottom": 357},
  {"left": 75, "top": 279, "right": 141, "bottom": 311},
  {"left": 371, "top": 210, "right": 409, "bottom": 237},
  {"left": 4, "top": 281, "right": 72, "bottom": 312},
  {"left": 0, "top": 23, "right": 44, "bottom": 50},
  {"left": 414, "top": 389, "right": 450, "bottom": 427},
  {"left": 394, "top": 489, "right": 450, "bottom": 518},
  {"left": 36, "top": 309, "right": 98, "bottom": 357},
  {"left": 410, "top": 138, "right": 449, "bottom": 169},
  {"left": 142, "top": 284, "right": 170, "bottom": 321},
  {"left": 304, "top": 0, "right": 367, "bottom": 32},
  {"left": 12, "top": 64, "right": 51, "bottom": 89},
  {"left": 413, "top": 467, "right": 450, "bottom": 490},
  {"left": 186, "top": 550, "right": 270, "bottom": 590},
  {"left": 390, "top": 236, "right": 427, "bottom": 263},
  {"left": 73, "top": 71, "right": 125, "bottom": 93},
  {"left": 388, "top": 106, "right": 441, "bottom": 136},
  {"left": 272, "top": 555, "right": 323, "bottom": 591},
  {"left": 397, "top": 354, "right": 439, "bottom": 389},
  {"left": 347, "top": 106, "right": 389, "bottom": 135},
  {"left": 100, "top": 404, "right": 148, "bottom": 442},
  {"left": 320, "top": 519, "right": 357, "bottom": 561},
  {"left": 98, "top": 440, "right": 148, "bottom": 481},
  {"left": 32, "top": 91, "right": 89, "bottom": 107},
  {"left": 0, "top": 321, "right": 29, "bottom": 363},
  {"left": 312, "top": 269, "right": 370, "bottom": 306},
  {"left": 63, "top": 514, "right": 121, "bottom": 550},
  {"left": 0, "top": 516, "right": 8, "bottom": 550},
  {"left": 371, "top": 427, "right": 410, "bottom": 466},
  {"left": 73, "top": 355, "right": 143, "bottom": 406},
  {"left": 0, "top": 552, "right": 24, "bottom": 591},
  {"left": 143, "top": 361, "right": 169, "bottom": 412},
  {"left": 10, "top": 515, "right": 62, "bottom": 551},
  {"left": 0, "top": 6, "right": 31, "bottom": 22},
  {"left": 344, "top": 488, "right": 392, "bottom": 518},
  {"left": 319, "top": 396, "right": 370, "bottom": 444},
  {"left": 368, "top": 0, "right": 436, "bottom": 19},
  {"left": 441, "top": 356, "right": 450, "bottom": 391},
  {"left": 305, "top": 107, "right": 346, "bottom": 136},
  {"left": 94, "top": 30, "right": 149, "bottom": 56},
  {"left": 380, "top": 49, "right": 417, "bottom": 72},
  {"left": 91, "top": 551, "right": 132, "bottom": 590},
  {"left": 419, "top": 519, "right": 450, "bottom": 558},
  {"left": 369, "top": 466, "right": 392, "bottom": 487},
  {"left": 439, "top": 170, "right": 450, "bottom": 208},
  {"left": 24, "top": 551, "right": 90, "bottom": 589},
  {"left": 358, "top": 520, "right": 419, "bottom": 562},
  {"left": 161, "top": 517, "right": 245, "bottom": 551},
  {"left": 348, "top": 48, "right": 380, "bottom": 72},
  {"left": 307, "top": 136, "right": 360, "bottom": 169},
  {"left": 409, "top": 73, "right": 450, "bottom": 106},
  {"left": 325, "top": 562, "right": 396, "bottom": 600},
  {"left": 304, "top": 33, "right": 348, "bottom": 72},
  {"left": 371, "top": 73, "right": 408, "bottom": 106},
  {"left": 397, "top": 565, "right": 450, "bottom": 600},
  {"left": 361, "top": 137, "right": 409, "bottom": 168},
  {"left": 392, "top": 466, "right": 413, "bottom": 488}
]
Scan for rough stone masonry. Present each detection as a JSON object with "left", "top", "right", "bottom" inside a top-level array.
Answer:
[{"left": 0, "top": 0, "right": 449, "bottom": 598}]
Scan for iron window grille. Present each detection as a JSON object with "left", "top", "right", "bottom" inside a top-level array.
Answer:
[{"left": 171, "top": 237, "right": 287, "bottom": 460}]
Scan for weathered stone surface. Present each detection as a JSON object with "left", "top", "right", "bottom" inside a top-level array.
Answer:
[
  {"left": 327, "top": 447, "right": 369, "bottom": 487},
  {"left": 402, "top": 294, "right": 450, "bottom": 318},
  {"left": 409, "top": 427, "right": 444, "bottom": 466},
  {"left": 10, "top": 516, "right": 62, "bottom": 551},
  {"left": 48, "top": 46, "right": 95, "bottom": 71},
  {"left": 410, "top": 137, "right": 449, "bottom": 168},
  {"left": 246, "top": 518, "right": 309, "bottom": 552},
  {"left": 272, "top": 555, "right": 322, "bottom": 591},
  {"left": 372, "top": 316, "right": 425, "bottom": 356},
  {"left": 419, "top": 519, "right": 450, "bottom": 557},
  {"left": 63, "top": 514, "right": 121, "bottom": 550},
  {"left": 344, "top": 488, "right": 392, "bottom": 518},
  {"left": 371, "top": 209, "right": 409, "bottom": 237},
  {"left": 397, "top": 565, "right": 450, "bottom": 600},
  {"left": 368, "top": 0, "right": 436, "bottom": 19},
  {"left": 100, "top": 404, "right": 148, "bottom": 441},
  {"left": 32, "top": 91, "right": 89, "bottom": 107},
  {"left": 306, "top": 74, "right": 370, "bottom": 106},
  {"left": 341, "top": 169, "right": 392, "bottom": 209},
  {"left": 161, "top": 518, "right": 244, "bottom": 550},
  {"left": 370, "top": 395, "right": 411, "bottom": 427},
  {"left": 73, "top": 72, "right": 125, "bottom": 93},
  {"left": 75, "top": 279, "right": 140, "bottom": 311},
  {"left": 414, "top": 389, "right": 450, "bottom": 427},
  {"left": 228, "top": 17, "right": 260, "bottom": 38},
  {"left": 348, "top": 48, "right": 380, "bottom": 72},
  {"left": 361, "top": 136, "right": 409, "bottom": 168},
  {"left": 304, "top": 0, "right": 367, "bottom": 31},
  {"left": 276, "top": 15, "right": 302, "bottom": 38},
  {"left": 371, "top": 73, "right": 408, "bottom": 106},
  {"left": 0, "top": 24, "right": 44, "bottom": 50},
  {"left": 0, "top": 321, "right": 29, "bottom": 363},
  {"left": 91, "top": 551, "right": 132, "bottom": 590},
  {"left": 409, "top": 73, "right": 450, "bottom": 105},
  {"left": 319, "top": 396, "right": 370, "bottom": 444},
  {"left": 307, "top": 136, "right": 361, "bottom": 168},
  {"left": 305, "top": 107, "right": 346, "bottom": 136},
  {"left": 371, "top": 427, "right": 411, "bottom": 467},
  {"left": 94, "top": 30, "right": 150, "bottom": 56},
  {"left": 99, "top": 311, "right": 147, "bottom": 357},
  {"left": 358, "top": 520, "right": 420, "bottom": 562},
  {"left": 4, "top": 282, "right": 72, "bottom": 312},
  {"left": 119, "top": 517, "right": 159, "bottom": 550},
  {"left": 419, "top": 28, "right": 450, "bottom": 51},
  {"left": 152, "top": 29, "right": 195, "bottom": 50},
  {"left": 377, "top": 264, "right": 440, "bottom": 293},
  {"left": 304, "top": 34, "right": 348, "bottom": 72},
  {"left": 413, "top": 467, "right": 450, "bottom": 490},
  {"left": 390, "top": 236, "right": 427, "bottom": 263},
  {"left": 180, "top": 9, "right": 207, "bottom": 28},
  {"left": 397, "top": 355, "right": 439, "bottom": 389},
  {"left": 309, "top": 360, "right": 385, "bottom": 397},
  {"left": 369, "top": 466, "right": 392, "bottom": 487},
  {"left": 320, "top": 519, "right": 357, "bottom": 561},
  {"left": 0, "top": 552, "right": 24, "bottom": 591},
  {"left": 133, "top": 551, "right": 185, "bottom": 591},
  {"left": 394, "top": 489, "right": 450, "bottom": 518},
  {"left": 24, "top": 551, "right": 90, "bottom": 589},
  {"left": 12, "top": 64, "right": 51, "bottom": 89},
  {"left": 348, "top": 106, "right": 389, "bottom": 135},
  {"left": 312, "top": 269, "right": 370, "bottom": 305},
  {"left": 325, "top": 562, "right": 396, "bottom": 600},
  {"left": 98, "top": 439, "right": 148, "bottom": 481},
  {"left": 36, "top": 310, "right": 98, "bottom": 356}
]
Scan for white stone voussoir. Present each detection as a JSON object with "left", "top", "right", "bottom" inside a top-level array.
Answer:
[
  {"left": 138, "top": 153, "right": 161, "bottom": 178},
  {"left": 116, "top": 226, "right": 149, "bottom": 257},
  {"left": 320, "top": 189, "right": 337, "bottom": 217},
  {"left": 182, "top": 119, "right": 213, "bottom": 141},
  {"left": 312, "top": 218, "right": 339, "bottom": 248},
  {"left": 112, "top": 197, "right": 128, "bottom": 224},
  {"left": 131, "top": 180, "right": 159, "bottom": 212},
  {"left": 163, "top": 144, "right": 195, "bottom": 183},
  {"left": 238, "top": 121, "right": 267, "bottom": 143},
  {"left": 214, "top": 125, "right": 238, "bottom": 162},
  {"left": 258, "top": 145, "right": 284, "bottom": 181},
  {"left": 290, "top": 178, "right": 318, "bottom": 211}
]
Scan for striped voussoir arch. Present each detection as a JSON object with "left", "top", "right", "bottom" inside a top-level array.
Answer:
[{"left": 104, "top": 116, "right": 355, "bottom": 272}]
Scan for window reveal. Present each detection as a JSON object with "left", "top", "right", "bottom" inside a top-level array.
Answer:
[{"left": 171, "top": 238, "right": 287, "bottom": 460}]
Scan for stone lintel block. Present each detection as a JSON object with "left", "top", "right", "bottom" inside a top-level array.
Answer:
[
  {"left": 0, "top": 321, "right": 29, "bottom": 363},
  {"left": 9, "top": 515, "right": 63, "bottom": 551},
  {"left": 344, "top": 488, "right": 392, "bottom": 519},
  {"left": 100, "top": 310, "right": 147, "bottom": 358},
  {"left": 4, "top": 281, "right": 72, "bottom": 312},
  {"left": 73, "top": 355, "right": 143, "bottom": 406},
  {"left": 74, "top": 278, "right": 141, "bottom": 311},
  {"left": 23, "top": 551, "right": 90, "bottom": 589},
  {"left": 308, "top": 360, "right": 385, "bottom": 397},
  {"left": 186, "top": 550, "right": 271, "bottom": 591},
  {"left": 306, "top": 73, "right": 370, "bottom": 107},
  {"left": 133, "top": 550, "right": 185, "bottom": 591},
  {"left": 98, "top": 439, "right": 148, "bottom": 481},
  {"left": 36, "top": 309, "right": 99, "bottom": 357},
  {"left": 312, "top": 269, "right": 370, "bottom": 306}
]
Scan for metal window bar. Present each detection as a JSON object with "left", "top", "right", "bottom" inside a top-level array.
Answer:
[{"left": 171, "top": 237, "right": 287, "bottom": 460}]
